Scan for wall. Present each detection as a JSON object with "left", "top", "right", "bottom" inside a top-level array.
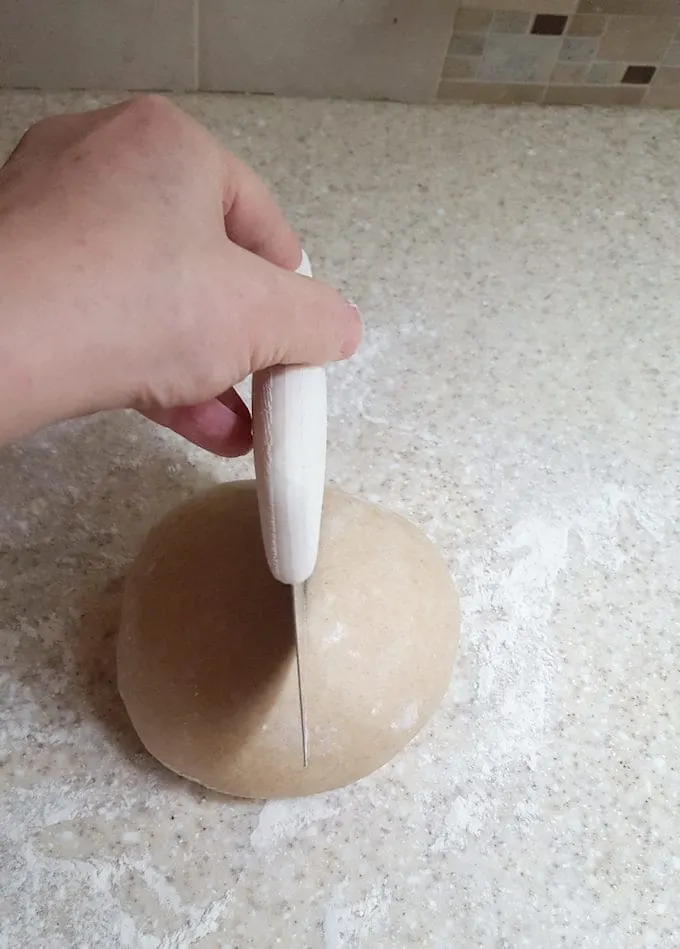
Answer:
[
  {"left": 0, "top": 0, "right": 678, "bottom": 107},
  {"left": 439, "top": 1, "right": 680, "bottom": 106}
]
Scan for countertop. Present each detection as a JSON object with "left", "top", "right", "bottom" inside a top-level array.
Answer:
[{"left": 1, "top": 91, "right": 679, "bottom": 948}]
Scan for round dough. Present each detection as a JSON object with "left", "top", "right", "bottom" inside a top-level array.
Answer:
[{"left": 118, "top": 481, "right": 459, "bottom": 799}]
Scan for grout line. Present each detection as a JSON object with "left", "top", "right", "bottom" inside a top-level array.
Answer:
[{"left": 192, "top": 0, "right": 200, "bottom": 92}]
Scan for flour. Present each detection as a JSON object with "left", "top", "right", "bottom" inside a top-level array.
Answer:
[
  {"left": 322, "top": 880, "right": 393, "bottom": 949},
  {"left": 426, "top": 480, "right": 676, "bottom": 853},
  {"left": 250, "top": 797, "right": 341, "bottom": 853},
  {"left": 390, "top": 701, "right": 420, "bottom": 732}
]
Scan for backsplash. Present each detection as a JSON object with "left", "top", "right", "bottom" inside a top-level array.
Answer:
[
  {"left": 0, "top": 0, "right": 678, "bottom": 107},
  {"left": 439, "top": 1, "right": 680, "bottom": 105}
]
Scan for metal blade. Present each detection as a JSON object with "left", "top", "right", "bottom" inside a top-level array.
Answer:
[{"left": 291, "top": 582, "right": 309, "bottom": 767}]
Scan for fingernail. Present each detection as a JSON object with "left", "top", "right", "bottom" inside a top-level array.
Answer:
[{"left": 341, "top": 301, "right": 363, "bottom": 358}]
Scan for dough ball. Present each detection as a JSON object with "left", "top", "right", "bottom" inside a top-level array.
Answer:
[{"left": 118, "top": 481, "right": 459, "bottom": 799}]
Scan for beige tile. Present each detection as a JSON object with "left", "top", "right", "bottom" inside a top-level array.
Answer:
[
  {"left": 442, "top": 56, "right": 479, "bottom": 80},
  {"left": 452, "top": 7, "right": 493, "bottom": 33},
  {"left": 463, "top": 0, "right": 576, "bottom": 11},
  {"left": 490, "top": 11, "right": 533, "bottom": 33},
  {"left": 578, "top": 0, "right": 678, "bottom": 14},
  {"left": 587, "top": 60, "right": 626, "bottom": 83},
  {"left": 448, "top": 33, "right": 487, "bottom": 57},
  {"left": 664, "top": 42, "right": 680, "bottom": 65},
  {"left": 644, "top": 83, "right": 680, "bottom": 105},
  {"left": 551, "top": 61, "right": 590, "bottom": 82},
  {"left": 544, "top": 82, "right": 646, "bottom": 103},
  {"left": 598, "top": 17, "right": 676, "bottom": 62},
  {"left": 437, "top": 80, "right": 546, "bottom": 102},
  {"left": 567, "top": 14, "right": 606, "bottom": 36},
  {"left": 478, "top": 35, "right": 561, "bottom": 82},
  {"left": 199, "top": 0, "right": 456, "bottom": 102},
  {"left": 0, "top": 0, "right": 197, "bottom": 90},
  {"left": 652, "top": 65, "right": 680, "bottom": 85},
  {"left": 559, "top": 36, "right": 599, "bottom": 61}
]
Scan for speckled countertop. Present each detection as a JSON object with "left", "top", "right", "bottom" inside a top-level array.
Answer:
[{"left": 1, "top": 91, "right": 679, "bottom": 948}]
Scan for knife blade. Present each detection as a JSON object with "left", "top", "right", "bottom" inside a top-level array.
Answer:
[
  {"left": 292, "top": 581, "right": 309, "bottom": 766},
  {"left": 252, "top": 250, "right": 326, "bottom": 767}
]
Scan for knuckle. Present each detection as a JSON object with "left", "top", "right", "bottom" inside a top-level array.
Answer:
[
  {"left": 21, "top": 114, "right": 54, "bottom": 144},
  {"left": 119, "top": 94, "right": 188, "bottom": 148}
]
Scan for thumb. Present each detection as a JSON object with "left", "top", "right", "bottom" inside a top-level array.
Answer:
[{"left": 232, "top": 246, "right": 362, "bottom": 372}]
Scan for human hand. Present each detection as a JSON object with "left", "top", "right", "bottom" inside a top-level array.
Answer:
[{"left": 0, "top": 95, "right": 361, "bottom": 454}]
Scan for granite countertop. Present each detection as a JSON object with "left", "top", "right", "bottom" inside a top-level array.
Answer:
[{"left": 1, "top": 91, "right": 679, "bottom": 948}]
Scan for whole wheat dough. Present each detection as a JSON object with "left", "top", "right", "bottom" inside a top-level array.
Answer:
[{"left": 118, "top": 481, "right": 459, "bottom": 799}]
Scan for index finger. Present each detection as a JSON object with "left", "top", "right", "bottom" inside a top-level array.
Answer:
[{"left": 221, "top": 151, "right": 302, "bottom": 270}]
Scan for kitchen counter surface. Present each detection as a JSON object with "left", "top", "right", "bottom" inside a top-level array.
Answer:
[{"left": 1, "top": 91, "right": 679, "bottom": 948}]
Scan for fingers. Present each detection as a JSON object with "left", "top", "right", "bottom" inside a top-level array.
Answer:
[
  {"left": 221, "top": 152, "right": 302, "bottom": 270},
  {"left": 226, "top": 244, "right": 362, "bottom": 371},
  {"left": 142, "top": 389, "right": 252, "bottom": 457}
]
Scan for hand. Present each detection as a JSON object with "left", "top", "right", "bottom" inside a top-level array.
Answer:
[{"left": 0, "top": 95, "right": 361, "bottom": 455}]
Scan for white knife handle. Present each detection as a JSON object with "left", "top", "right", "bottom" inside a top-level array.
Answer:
[{"left": 252, "top": 250, "right": 327, "bottom": 585}]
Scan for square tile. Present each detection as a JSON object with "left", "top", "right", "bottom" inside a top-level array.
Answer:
[
  {"left": 462, "top": 0, "right": 577, "bottom": 11},
  {"left": 559, "top": 36, "right": 599, "bottom": 61},
  {"left": 567, "top": 14, "right": 606, "bottom": 36},
  {"left": 622, "top": 64, "right": 657, "bottom": 84},
  {"left": 491, "top": 11, "right": 533, "bottom": 33},
  {"left": 587, "top": 60, "right": 626, "bottom": 83},
  {"left": 544, "top": 82, "right": 646, "bottom": 104},
  {"left": 598, "top": 16, "right": 676, "bottom": 62},
  {"left": 442, "top": 55, "right": 479, "bottom": 80},
  {"left": 478, "top": 33, "right": 562, "bottom": 82},
  {"left": 578, "top": 0, "right": 678, "bottom": 13},
  {"left": 437, "top": 80, "right": 546, "bottom": 103},
  {"left": 532, "top": 14, "right": 569, "bottom": 35},
  {"left": 652, "top": 65, "right": 680, "bottom": 85},
  {"left": 663, "top": 42, "right": 680, "bottom": 65},
  {"left": 645, "top": 83, "right": 680, "bottom": 105},
  {"left": 0, "top": 0, "right": 197, "bottom": 89},
  {"left": 453, "top": 7, "right": 493, "bottom": 33},
  {"left": 200, "top": 0, "right": 457, "bottom": 101},
  {"left": 448, "top": 32, "right": 486, "bottom": 56},
  {"left": 551, "top": 61, "right": 590, "bottom": 82}
]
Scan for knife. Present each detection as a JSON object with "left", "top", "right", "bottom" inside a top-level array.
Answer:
[{"left": 252, "top": 250, "right": 327, "bottom": 767}]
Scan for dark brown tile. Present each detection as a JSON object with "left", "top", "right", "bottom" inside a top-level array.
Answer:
[
  {"left": 437, "top": 80, "right": 546, "bottom": 103},
  {"left": 567, "top": 14, "right": 606, "bottom": 37},
  {"left": 453, "top": 7, "right": 493, "bottom": 34},
  {"left": 544, "top": 82, "right": 646, "bottom": 103},
  {"left": 622, "top": 64, "right": 657, "bottom": 84},
  {"left": 532, "top": 14, "right": 569, "bottom": 35}
]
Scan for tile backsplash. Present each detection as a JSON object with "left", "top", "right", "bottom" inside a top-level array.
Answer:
[
  {"left": 440, "top": 1, "right": 680, "bottom": 106},
  {"left": 0, "top": 0, "right": 678, "bottom": 107}
]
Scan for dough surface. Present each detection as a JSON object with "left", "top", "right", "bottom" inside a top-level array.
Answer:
[{"left": 118, "top": 481, "right": 459, "bottom": 799}]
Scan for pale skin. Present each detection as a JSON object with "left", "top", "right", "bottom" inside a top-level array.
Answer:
[{"left": 0, "top": 95, "right": 362, "bottom": 455}]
